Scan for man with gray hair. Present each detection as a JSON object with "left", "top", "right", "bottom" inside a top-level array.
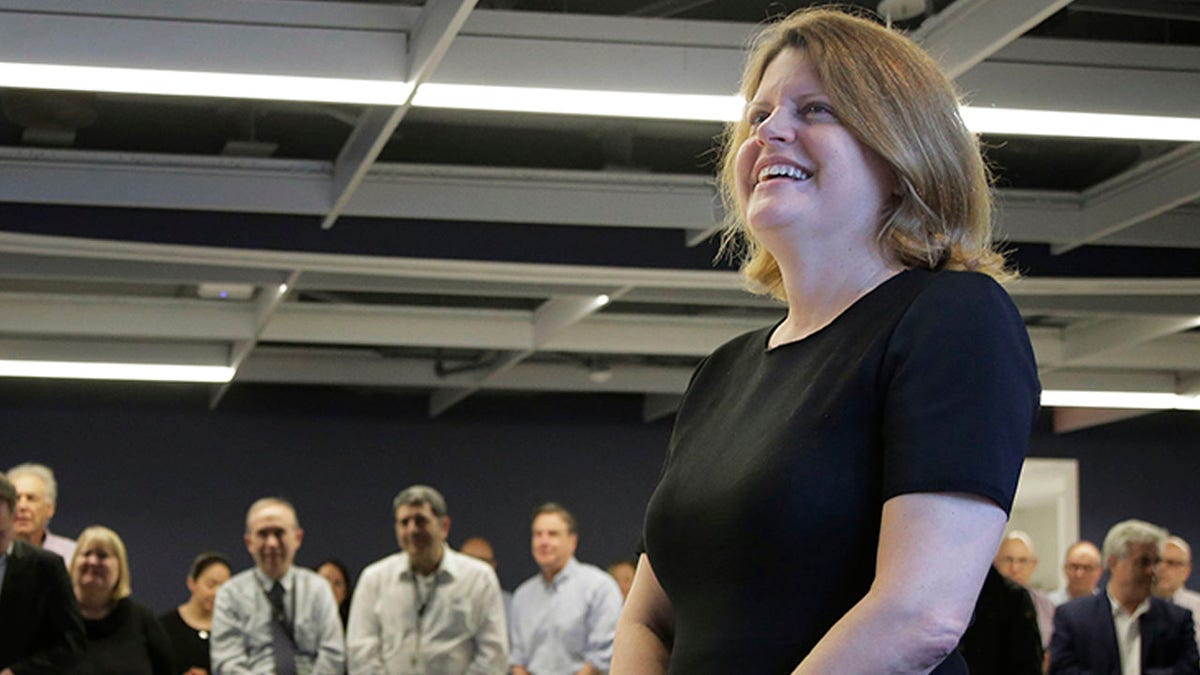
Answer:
[
  {"left": 1049, "top": 519, "right": 1199, "bottom": 674},
  {"left": 6, "top": 463, "right": 75, "bottom": 564},
  {"left": 1155, "top": 535, "right": 1200, "bottom": 652},
  {"left": 347, "top": 485, "right": 507, "bottom": 674}
]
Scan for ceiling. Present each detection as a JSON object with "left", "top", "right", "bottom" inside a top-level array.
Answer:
[{"left": 0, "top": 0, "right": 1197, "bottom": 429}]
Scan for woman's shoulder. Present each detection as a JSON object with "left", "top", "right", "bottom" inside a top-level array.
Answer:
[
  {"left": 157, "top": 607, "right": 186, "bottom": 628},
  {"left": 899, "top": 268, "right": 1021, "bottom": 322},
  {"left": 122, "top": 598, "right": 162, "bottom": 624}
]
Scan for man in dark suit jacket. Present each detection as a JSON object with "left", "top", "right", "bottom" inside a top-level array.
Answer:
[
  {"left": 0, "top": 473, "right": 85, "bottom": 675},
  {"left": 1049, "top": 519, "right": 1200, "bottom": 675}
]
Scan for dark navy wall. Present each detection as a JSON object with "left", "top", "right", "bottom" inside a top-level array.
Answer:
[
  {"left": 4, "top": 379, "right": 1198, "bottom": 613},
  {"left": 1028, "top": 410, "right": 1200, "bottom": 559},
  {"left": 0, "top": 381, "right": 669, "bottom": 612}
]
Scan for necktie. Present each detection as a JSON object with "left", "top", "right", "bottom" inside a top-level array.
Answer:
[{"left": 268, "top": 581, "right": 297, "bottom": 675}]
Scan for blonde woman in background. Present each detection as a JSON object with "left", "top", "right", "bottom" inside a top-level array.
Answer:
[{"left": 70, "top": 526, "right": 174, "bottom": 675}]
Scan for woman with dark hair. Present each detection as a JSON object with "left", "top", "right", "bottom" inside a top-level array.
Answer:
[
  {"left": 159, "top": 552, "right": 231, "bottom": 675},
  {"left": 613, "top": 6, "right": 1039, "bottom": 674},
  {"left": 316, "top": 558, "right": 354, "bottom": 629},
  {"left": 70, "top": 526, "right": 175, "bottom": 675}
]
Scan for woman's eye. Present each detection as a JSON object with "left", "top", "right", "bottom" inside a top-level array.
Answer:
[
  {"left": 748, "top": 109, "right": 770, "bottom": 125},
  {"left": 801, "top": 102, "right": 835, "bottom": 117}
]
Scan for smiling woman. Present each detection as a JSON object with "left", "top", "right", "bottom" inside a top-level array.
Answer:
[
  {"left": 69, "top": 526, "right": 175, "bottom": 675},
  {"left": 613, "top": 7, "right": 1040, "bottom": 675}
]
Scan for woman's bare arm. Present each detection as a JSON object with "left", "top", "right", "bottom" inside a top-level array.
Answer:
[
  {"left": 793, "top": 492, "right": 1006, "bottom": 674},
  {"left": 611, "top": 554, "right": 674, "bottom": 674}
]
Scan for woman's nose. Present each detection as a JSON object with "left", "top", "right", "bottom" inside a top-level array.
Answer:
[{"left": 755, "top": 108, "right": 795, "bottom": 144}]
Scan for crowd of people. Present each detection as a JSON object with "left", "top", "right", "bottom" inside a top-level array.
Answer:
[
  {"left": 3, "top": 461, "right": 1199, "bottom": 675},
  {"left": 0, "top": 464, "right": 634, "bottom": 674},
  {"left": 2, "top": 6, "right": 1198, "bottom": 674}
]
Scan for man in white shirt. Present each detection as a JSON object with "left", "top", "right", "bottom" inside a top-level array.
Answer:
[
  {"left": 6, "top": 463, "right": 76, "bottom": 565},
  {"left": 347, "top": 485, "right": 507, "bottom": 674},
  {"left": 1048, "top": 519, "right": 1199, "bottom": 674},
  {"left": 1154, "top": 535, "right": 1200, "bottom": 651},
  {"left": 212, "top": 497, "right": 345, "bottom": 675}
]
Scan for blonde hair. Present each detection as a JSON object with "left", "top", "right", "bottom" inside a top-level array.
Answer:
[
  {"left": 72, "top": 525, "right": 133, "bottom": 601},
  {"left": 718, "top": 6, "right": 1010, "bottom": 300}
]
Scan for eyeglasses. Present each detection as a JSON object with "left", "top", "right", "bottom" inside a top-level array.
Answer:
[{"left": 999, "top": 556, "right": 1035, "bottom": 566}]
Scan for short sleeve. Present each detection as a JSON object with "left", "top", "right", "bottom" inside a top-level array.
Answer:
[{"left": 880, "top": 272, "right": 1040, "bottom": 513}]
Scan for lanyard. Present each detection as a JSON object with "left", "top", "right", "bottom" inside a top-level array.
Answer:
[
  {"left": 410, "top": 571, "right": 439, "bottom": 670},
  {"left": 411, "top": 571, "right": 439, "bottom": 618}
]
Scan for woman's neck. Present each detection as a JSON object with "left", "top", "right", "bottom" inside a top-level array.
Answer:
[
  {"left": 178, "top": 600, "right": 213, "bottom": 630},
  {"left": 77, "top": 589, "right": 116, "bottom": 619},
  {"left": 769, "top": 243, "right": 903, "bottom": 348}
]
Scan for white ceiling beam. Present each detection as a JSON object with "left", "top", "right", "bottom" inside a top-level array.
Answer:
[
  {"left": 428, "top": 288, "right": 627, "bottom": 416},
  {"left": 960, "top": 38, "right": 1200, "bottom": 118},
  {"left": 2, "top": 3, "right": 1196, "bottom": 121},
  {"left": 1012, "top": 294, "right": 1200, "bottom": 318},
  {"left": 0, "top": 251, "right": 289, "bottom": 287},
  {"left": 1052, "top": 408, "right": 1152, "bottom": 434},
  {"left": 0, "top": 1, "right": 412, "bottom": 82},
  {"left": 911, "top": 0, "right": 1075, "bottom": 78},
  {"left": 0, "top": 293, "right": 254, "bottom": 340},
  {"left": 322, "top": 0, "right": 477, "bottom": 230},
  {"left": 1060, "top": 316, "right": 1200, "bottom": 364},
  {"left": 428, "top": 349, "right": 528, "bottom": 417},
  {"left": 0, "top": 337, "right": 229, "bottom": 365},
  {"left": 211, "top": 272, "right": 301, "bottom": 409},
  {"left": 1178, "top": 373, "right": 1200, "bottom": 397},
  {"left": 1069, "top": 334, "right": 1200, "bottom": 372},
  {"left": 265, "top": 305, "right": 534, "bottom": 351},
  {"left": 3, "top": 151, "right": 1196, "bottom": 251},
  {"left": 238, "top": 348, "right": 695, "bottom": 394},
  {"left": 1052, "top": 144, "right": 1200, "bottom": 254},
  {"left": 1039, "top": 368, "right": 1179, "bottom": 393}
]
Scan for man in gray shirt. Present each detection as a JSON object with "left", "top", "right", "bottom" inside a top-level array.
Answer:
[{"left": 212, "top": 497, "right": 344, "bottom": 675}]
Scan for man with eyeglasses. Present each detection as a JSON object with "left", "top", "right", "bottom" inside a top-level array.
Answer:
[
  {"left": 1049, "top": 540, "right": 1103, "bottom": 606},
  {"left": 995, "top": 530, "right": 1055, "bottom": 650},
  {"left": 1049, "top": 519, "right": 1199, "bottom": 674},
  {"left": 1154, "top": 535, "right": 1200, "bottom": 652}
]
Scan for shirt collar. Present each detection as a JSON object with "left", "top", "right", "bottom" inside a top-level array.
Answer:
[
  {"left": 399, "top": 546, "right": 456, "bottom": 581},
  {"left": 1108, "top": 589, "right": 1151, "bottom": 620},
  {"left": 542, "top": 557, "right": 580, "bottom": 589},
  {"left": 253, "top": 565, "right": 295, "bottom": 592}
]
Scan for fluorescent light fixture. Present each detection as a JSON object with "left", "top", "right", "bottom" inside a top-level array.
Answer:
[
  {"left": 1041, "top": 389, "right": 1200, "bottom": 411},
  {"left": 0, "top": 359, "right": 235, "bottom": 383},
  {"left": 413, "top": 83, "right": 744, "bottom": 122},
  {"left": 0, "top": 62, "right": 414, "bottom": 105},
  {"left": 1, "top": 61, "right": 1196, "bottom": 141},
  {"left": 960, "top": 107, "right": 1200, "bottom": 142},
  {"left": 414, "top": 84, "right": 1200, "bottom": 142}
]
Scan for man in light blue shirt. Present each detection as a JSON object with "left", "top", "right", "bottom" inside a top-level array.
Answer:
[
  {"left": 212, "top": 497, "right": 345, "bottom": 674},
  {"left": 509, "top": 503, "right": 622, "bottom": 675}
]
